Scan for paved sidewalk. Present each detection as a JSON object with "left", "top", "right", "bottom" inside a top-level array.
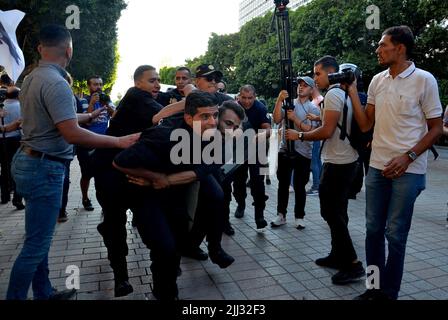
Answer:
[{"left": 0, "top": 148, "right": 447, "bottom": 300}]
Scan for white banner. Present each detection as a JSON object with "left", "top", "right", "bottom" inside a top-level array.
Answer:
[{"left": 0, "top": 9, "right": 25, "bottom": 82}]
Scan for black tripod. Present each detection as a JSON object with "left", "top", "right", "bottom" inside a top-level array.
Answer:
[{"left": 272, "top": 0, "right": 296, "bottom": 154}]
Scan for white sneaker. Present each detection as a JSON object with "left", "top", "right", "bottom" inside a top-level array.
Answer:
[
  {"left": 295, "top": 218, "right": 305, "bottom": 230},
  {"left": 271, "top": 214, "right": 286, "bottom": 228}
]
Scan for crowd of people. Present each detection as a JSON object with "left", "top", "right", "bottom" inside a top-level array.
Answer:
[{"left": 0, "top": 24, "right": 446, "bottom": 301}]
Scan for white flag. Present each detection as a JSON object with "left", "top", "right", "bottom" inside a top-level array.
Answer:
[{"left": 0, "top": 10, "right": 25, "bottom": 83}]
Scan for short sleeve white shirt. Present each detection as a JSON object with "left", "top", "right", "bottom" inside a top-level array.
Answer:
[{"left": 367, "top": 63, "right": 443, "bottom": 174}]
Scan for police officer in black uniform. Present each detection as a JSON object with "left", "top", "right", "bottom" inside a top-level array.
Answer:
[{"left": 92, "top": 65, "right": 162, "bottom": 297}]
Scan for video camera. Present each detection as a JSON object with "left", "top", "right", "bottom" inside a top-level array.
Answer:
[
  {"left": 328, "top": 63, "right": 362, "bottom": 86},
  {"left": 96, "top": 90, "right": 111, "bottom": 105}
]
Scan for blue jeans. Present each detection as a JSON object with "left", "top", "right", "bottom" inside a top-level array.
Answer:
[
  {"left": 6, "top": 150, "right": 65, "bottom": 300},
  {"left": 310, "top": 141, "right": 322, "bottom": 190},
  {"left": 365, "top": 167, "right": 425, "bottom": 300}
]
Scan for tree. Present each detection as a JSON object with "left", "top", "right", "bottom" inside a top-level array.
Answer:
[
  {"left": 159, "top": 66, "right": 177, "bottom": 85},
  {"left": 0, "top": 0, "right": 127, "bottom": 93},
  {"left": 186, "top": 0, "right": 447, "bottom": 104}
]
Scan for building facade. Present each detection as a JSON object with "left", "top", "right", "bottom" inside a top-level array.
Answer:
[{"left": 239, "top": 0, "right": 312, "bottom": 28}]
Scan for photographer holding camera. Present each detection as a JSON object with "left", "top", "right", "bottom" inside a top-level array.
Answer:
[
  {"left": 285, "top": 56, "right": 365, "bottom": 285},
  {"left": 77, "top": 75, "right": 115, "bottom": 211}
]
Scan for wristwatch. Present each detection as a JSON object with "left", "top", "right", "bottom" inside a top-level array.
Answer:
[
  {"left": 406, "top": 150, "right": 418, "bottom": 162},
  {"left": 298, "top": 132, "right": 305, "bottom": 142}
]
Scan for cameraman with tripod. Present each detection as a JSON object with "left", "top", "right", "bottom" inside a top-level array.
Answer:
[{"left": 286, "top": 56, "right": 365, "bottom": 285}]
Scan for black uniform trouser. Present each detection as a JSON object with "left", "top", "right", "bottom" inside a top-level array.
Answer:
[
  {"left": 319, "top": 162, "right": 359, "bottom": 267},
  {"left": 276, "top": 151, "right": 311, "bottom": 219},
  {"left": 137, "top": 187, "right": 189, "bottom": 300},
  {"left": 186, "top": 175, "right": 225, "bottom": 252},
  {"left": 232, "top": 163, "right": 266, "bottom": 220},
  {"left": 0, "top": 136, "right": 22, "bottom": 203},
  {"left": 95, "top": 168, "right": 142, "bottom": 283},
  {"left": 222, "top": 181, "right": 232, "bottom": 227},
  {"left": 95, "top": 168, "right": 189, "bottom": 300}
]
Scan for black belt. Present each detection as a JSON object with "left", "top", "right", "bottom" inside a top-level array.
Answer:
[{"left": 21, "top": 145, "right": 70, "bottom": 165}]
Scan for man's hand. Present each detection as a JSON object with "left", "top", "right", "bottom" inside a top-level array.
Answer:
[
  {"left": 285, "top": 129, "right": 300, "bottom": 141},
  {"left": 306, "top": 113, "right": 320, "bottom": 122},
  {"left": 127, "top": 175, "right": 152, "bottom": 187},
  {"left": 90, "top": 106, "right": 106, "bottom": 120},
  {"left": 148, "top": 172, "right": 171, "bottom": 189},
  {"left": 89, "top": 93, "right": 100, "bottom": 106},
  {"left": 277, "top": 90, "right": 289, "bottom": 102},
  {"left": 382, "top": 154, "right": 412, "bottom": 179},
  {"left": 182, "top": 84, "right": 196, "bottom": 97},
  {"left": 342, "top": 79, "right": 358, "bottom": 98},
  {"left": 116, "top": 133, "right": 141, "bottom": 149}
]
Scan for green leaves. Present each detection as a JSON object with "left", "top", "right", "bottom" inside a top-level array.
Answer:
[
  {"left": 0, "top": 0, "right": 126, "bottom": 93},
  {"left": 186, "top": 0, "right": 447, "bottom": 104}
]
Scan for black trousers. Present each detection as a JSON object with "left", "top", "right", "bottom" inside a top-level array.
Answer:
[
  {"left": 319, "top": 161, "right": 359, "bottom": 267},
  {"left": 276, "top": 151, "right": 311, "bottom": 218},
  {"left": 232, "top": 163, "right": 267, "bottom": 220},
  {"left": 185, "top": 175, "right": 225, "bottom": 252},
  {"left": 0, "top": 136, "right": 22, "bottom": 203},
  {"left": 95, "top": 168, "right": 188, "bottom": 299},
  {"left": 95, "top": 168, "right": 143, "bottom": 283}
]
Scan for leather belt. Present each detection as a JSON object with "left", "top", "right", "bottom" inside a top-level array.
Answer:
[{"left": 21, "top": 145, "right": 70, "bottom": 165}]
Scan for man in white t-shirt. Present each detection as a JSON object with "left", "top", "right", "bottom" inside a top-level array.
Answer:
[
  {"left": 348, "top": 26, "right": 443, "bottom": 300},
  {"left": 286, "top": 56, "right": 365, "bottom": 286}
]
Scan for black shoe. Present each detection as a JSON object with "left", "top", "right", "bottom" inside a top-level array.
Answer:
[
  {"left": 354, "top": 289, "right": 392, "bottom": 301},
  {"left": 49, "top": 288, "right": 77, "bottom": 300},
  {"left": 223, "top": 223, "right": 235, "bottom": 236},
  {"left": 234, "top": 205, "right": 245, "bottom": 218},
  {"left": 331, "top": 261, "right": 365, "bottom": 285},
  {"left": 209, "top": 248, "right": 235, "bottom": 269},
  {"left": 114, "top": 280, "right": 133, "bottom": 297},
  {"left": 181, "top": 247, "right": 209, "bottom": 261},
  {"left": 315, "top": 255, "right": 342, "bottom": 269},
  {"left": 13, "top": 200, "right": 25, "bottom": 210},
  {"left": 58, "top": 212, "right": 69, "bottom": 223},
  {"left": 82, "top": 198, "right": 94, "bottom": 211},
  {"left": 256, "top": 218, "right": 268, "bottom": 230}
]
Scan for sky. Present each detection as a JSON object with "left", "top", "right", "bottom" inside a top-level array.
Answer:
[{"left": 111, "top": 0, "right": 241, "bottom": 100}]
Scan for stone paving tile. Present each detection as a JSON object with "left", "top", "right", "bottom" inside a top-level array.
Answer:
[{"left": 1, "top": 149, "right": 448, "bottom": 300}]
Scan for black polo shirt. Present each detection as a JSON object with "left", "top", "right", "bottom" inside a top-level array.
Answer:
[
  {"left": 91, "top": 87, "right": 162, "bottom": 169},
  {"left": 240, "top": 100, "right": 270, "bottom": 131}
]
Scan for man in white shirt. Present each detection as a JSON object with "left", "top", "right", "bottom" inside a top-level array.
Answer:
[
  {"left": 286, "top": 56, "right": 365, "bottom": 286},
  {"left": 348, "top": 26, "right": 443, "bottom": 300}
]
